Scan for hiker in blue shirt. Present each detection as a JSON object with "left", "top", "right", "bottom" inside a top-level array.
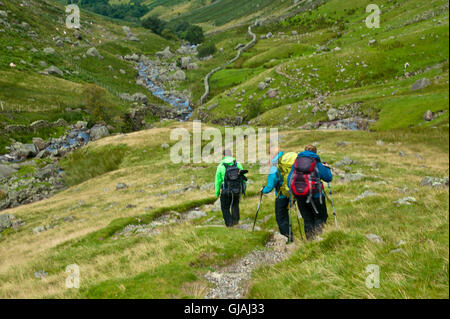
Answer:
[
  {"left": 288, "top": 145, "right": 332, "bottom": 240},
  {"left": 260, "top": 150, "right": 299, "bottom": 242}
]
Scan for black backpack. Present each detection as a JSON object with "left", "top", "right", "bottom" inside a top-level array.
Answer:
[{"left": 224, "top": 161, "right": 242, "bottom": 195}]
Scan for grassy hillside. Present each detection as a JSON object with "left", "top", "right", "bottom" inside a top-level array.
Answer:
[
  {"left": 0, "top": 123, "right": 447, "bottom": 298},
  {"left": 0, "top": 0, "right": 174, "bottom": 153},
  {"left": 195, "top": 0, "right": 449, "bottom": 131}
]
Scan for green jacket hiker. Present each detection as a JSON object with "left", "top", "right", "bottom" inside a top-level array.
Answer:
[
  {"left": 214, "top": 156, "right": 244, "bottom": 197},
  {"left": 215, "top": 153, "right": 246, "bottom": 227}
]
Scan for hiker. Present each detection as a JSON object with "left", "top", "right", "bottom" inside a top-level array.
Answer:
[
  {"left": 215, "top": 150, "right": 247, "bottom": 227},
  {"left": 260, "top": 150, "right": 298, "bottom": 242},
  {"left": 288, "top": 145, "right": 332, "bottom": 240}
]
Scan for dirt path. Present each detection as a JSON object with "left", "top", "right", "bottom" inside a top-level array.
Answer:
[
  {"left": 200, "top": 25, "right": 257, "bottom": 105},
  {"left": 204, "top": 231, "right": 297, "bottom": 299}
]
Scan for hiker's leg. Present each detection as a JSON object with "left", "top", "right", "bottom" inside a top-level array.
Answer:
[
  {"left": 220, "top": 193, "right": 233, "bottom": 227},
  {"left": 297, "top": 197, "right": 315, "bottom": 240},
  {"left": 275, "top": 197, "right": 290, "bottom": 238},
  {"left": 313, "top": 196, "right": 328, "bottom": 235},
  {"left": 231, "top": 195, "right": 240, "bottom": 225}
]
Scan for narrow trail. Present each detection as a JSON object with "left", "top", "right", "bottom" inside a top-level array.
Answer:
[
  {"left": 200, "top": 25, "right": 257, "bottom": 105},
  {"left": 204, "top": 232, "right": 298, "bottom": 299}
]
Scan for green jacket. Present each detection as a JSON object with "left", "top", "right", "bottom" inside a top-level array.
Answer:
[{"left": 215, "top": 156, "right": 244, "bottom": 197}]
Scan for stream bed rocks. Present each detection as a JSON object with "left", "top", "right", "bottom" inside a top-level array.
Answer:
[{"left": 0, "top": 122, "right": 111, "bottom": 211}]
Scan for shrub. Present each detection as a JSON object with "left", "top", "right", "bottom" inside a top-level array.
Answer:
[
  {"left": 183, "top": 25, "right": 204, "bottom": 45},
  {"left": 198, "top": 44, "right": 217, "bottom": 58},
  {"left": 142, "top": 16, "right": 167, "bottom": 35},
  {"left": 82, "top": 85, "right": 109, "bottom": 123}
]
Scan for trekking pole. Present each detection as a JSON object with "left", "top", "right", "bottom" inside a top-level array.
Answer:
[
  {"left": 327, "top": 183, "right": 338, "bottom": 227},
  {"left": 288, "top": 195, "right": 293, "bottom": 242},
  {"left": 252, "top": 191, "right": 264, "bottom": 232},
  {"left": 294, "top": 200, "right": 305, "bottom": 241}
]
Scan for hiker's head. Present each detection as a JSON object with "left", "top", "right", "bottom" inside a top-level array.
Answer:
[
  {"left": 223, "top": 149, "right": 232, "bottom": 157},
  {"left": 305, "top": 144, "right": 317, "bottom": 154}
]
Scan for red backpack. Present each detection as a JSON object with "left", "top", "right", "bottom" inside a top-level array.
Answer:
[{"left": 290, "top": 156, "right": 323, "bottom": 200}]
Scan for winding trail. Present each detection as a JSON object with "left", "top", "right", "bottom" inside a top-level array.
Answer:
[{"left": 200, "top": 25, "right": 257, "bottom": 105}]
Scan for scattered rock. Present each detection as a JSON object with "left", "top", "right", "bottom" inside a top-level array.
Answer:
[
  {"left": 34, "top": 270, "right": 48, "bottom": 279},
  {"left": 393, "top": 197, "right": 417, "bottom": 206},
  {"left": 411, "top": 78, "right": 431, "bottom": 91},
  {"left": 44, "top": 66, "right": 63, "bottom": 77},
  {"left": 366, "top": 233, "right": 383, "bottom": 243},
  {"left": 43, "top": 47, "right": 56, "bottom": 55},
  {"left": 116, "top": 183, "right": 128, "bottom": 190},
  {"left": 86, "top": 47, "right": 103, "bottom": 59},
  {"left": 89, "top": 124, "right": 110, "bottom": 141},
  {"left": 267, "top": 89, "right": 278, "bottom": 98},
  {"left": 352, "top": 190, "right": 377, "bottom": 202},
  {"left": 0, "top": 213, "right": 12, "bottom": 233},
  {"left": 423, "top": 110, "right": 434, "bottom": 121},
  {"left": 420, "top": 176, "right": 449, "bottom": 188}
]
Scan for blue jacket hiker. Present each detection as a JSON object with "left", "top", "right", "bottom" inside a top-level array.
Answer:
[
  {"left": 289, "top": 145, "right": 333, "bottom": 241},
  {"left": 261, "top": 151, "right": 298, "bottom": 241}
]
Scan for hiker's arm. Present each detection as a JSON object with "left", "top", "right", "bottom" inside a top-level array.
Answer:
[
  {"left": 317, "top": 162, "right": 333, "bottom": 183},
  {"left": 262, "top": 166, "right": 278, "bottom": 194},
  {"left": 215, "top": 165, "right": 224, "bottom": 197},
  {"left": 237, "top": 162, "right": 247, "bottom": 185}
]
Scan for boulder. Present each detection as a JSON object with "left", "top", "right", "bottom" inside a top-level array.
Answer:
[
  {"left": 187, "top": 63, "right": 198, "bottom": 70},
  {"left": 14, "top": 143, "right": 38, "bottom": 158},
  {"left": 124, "top": 53, "right": 139, "bottom": 62},
  {"left": 317, "top": 45, "right": 330, "bottom": 52},
  {"left": 181, "top": 56, "right": 192, "bottom": 69},
  {"left": 89, "top": 125, "right": 110, "bottom": 141},
  {"left": 258, "top": 82, "right": 267, "bottom": 91},
  {"left": 0, "top": 165, "right": 17, "bottom": 179},
  {"left": 156, "top": 47, "right": 174, "bottom": 60},
  {"left": 43, "top": 47, "right": 56, "bottom": 55},
  {"left": 32, "top": 137, "right": 48, "bottom": 151},
  {"left": 0, "top": 213, "right": 12, "bottom": 233},
  {"left": 327, "top": 108, "right": 338, "bottom": 121},
  {"left": 86, "top": 47, "right": 103, "bottom": 59},
  {"left": 75, "top": 121, "right": 88, "bottom": 130},
  {"left": 267, "top": 89, "right": 278, "bottom": 98},
  {"left": 132, "top": 93, "right": 149, "bottom": 105},
  {"left": 423, "top": 110, "right": 434, "bottom": 121},
  {"left": 73, "top": 30, "right": 82, "bottom": 40},
  {"left": 44, "top": 66, "right": 63, "bottom": 77},
  {"left": 170, "top": 70, "right": 186, "bottom": 81},
  {"left": 116, "top": 183, "right": 128, "bottom": 190},
  {"left": 366, "top": 234, "right": 384, "bottom": 244},
  {"left": 411, "top": 78, "right": 431, "bottom": 91}
]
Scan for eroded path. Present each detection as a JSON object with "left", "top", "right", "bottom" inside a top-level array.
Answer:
[{"left": 205, "top": 232, "right": 297, "bottom": 299}]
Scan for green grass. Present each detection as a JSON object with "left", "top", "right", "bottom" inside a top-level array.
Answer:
[{"left": 59, "top": 144, "right": 130, "bottom": 186}]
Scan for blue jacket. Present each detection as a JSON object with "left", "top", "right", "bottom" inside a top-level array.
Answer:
[
  {"left": 262, "top": 151, "right": 287, "bottom": 199},
  {"left": 287, "top": 150, "right": 332, "bottom": 198}
]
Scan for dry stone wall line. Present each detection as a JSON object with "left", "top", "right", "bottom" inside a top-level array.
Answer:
[{"left": 200, "top": 25, "right": 257, "bottom": 105}]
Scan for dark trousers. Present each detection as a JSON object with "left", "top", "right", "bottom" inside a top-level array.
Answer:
[
  {"left": 275, "top": 197, "right": 291, "bottom": 239},
  {"left": 296, "top": 196, "right": 328, "bottom": 240},
  {"left": 220, "top": 192, "right": 240, "bottom": 227}
]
